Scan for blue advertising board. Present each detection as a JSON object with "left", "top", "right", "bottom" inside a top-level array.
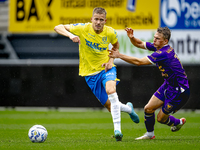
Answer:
[{"left": 160, "top": 0, "right": 200, "bottom": 29}]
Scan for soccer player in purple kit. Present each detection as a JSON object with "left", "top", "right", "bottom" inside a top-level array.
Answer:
[{"left": 108, "top": 27, "right": 190, "bottom": 140}]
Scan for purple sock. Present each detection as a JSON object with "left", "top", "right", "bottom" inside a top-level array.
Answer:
[
  {"left": 144, "top": 112, "right": 155, "bottom": 132},
  {"left": 167, "top": 115, "right": 180, "bottom": 126}
]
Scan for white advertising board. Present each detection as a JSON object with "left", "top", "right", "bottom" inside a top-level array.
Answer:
[{"left": 116, "top": 30, "right": 200, "bottom": 65}]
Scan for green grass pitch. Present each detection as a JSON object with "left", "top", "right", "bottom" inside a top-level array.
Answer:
[{"left": 0, "top": 108, "right": 199, "bottom": 150}]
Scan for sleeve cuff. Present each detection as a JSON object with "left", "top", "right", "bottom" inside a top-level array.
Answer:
[{"left": 146, "top": 56, "right": 155, "bottom": 65}]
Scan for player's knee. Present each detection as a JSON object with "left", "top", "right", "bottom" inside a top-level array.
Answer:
[
  {"left": 106, "top": 88, "right": 116, "bottom": 95},
  {"left": 144, "top": 106, "right": 154, "bottom": 114},
  {"left": 105, "top": 81, "right": 116, "bottom": 95}
]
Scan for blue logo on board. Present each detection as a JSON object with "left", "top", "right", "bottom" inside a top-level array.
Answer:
[
  {"left": 160, "top": 0, "right": 200, "bottom": 29},
  {"left": 127, "top": 0, "right": 136, "bottom": 12}
]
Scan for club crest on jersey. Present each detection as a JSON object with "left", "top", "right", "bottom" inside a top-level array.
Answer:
[
  {"left": 102, "top": 37, "right": 107, "bottom": 43},
  {"left": 156, "top": 50, "right": 162, "bottom": 54},
  {"left": 164, "top": 103, "right": 173, "bottom": 112}
]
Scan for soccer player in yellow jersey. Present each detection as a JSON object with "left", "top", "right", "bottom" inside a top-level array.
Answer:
[{"left": 54, "top": 7, "right": 139, "bottom": 141}]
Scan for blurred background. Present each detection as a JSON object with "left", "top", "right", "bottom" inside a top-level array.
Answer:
[{"left": 0, "top": 0, "right": 199, "bottom": 109}]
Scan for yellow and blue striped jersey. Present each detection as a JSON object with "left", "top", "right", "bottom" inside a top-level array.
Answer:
[{"left": 70, "top": 23, "right": 118, "bottom": 76}]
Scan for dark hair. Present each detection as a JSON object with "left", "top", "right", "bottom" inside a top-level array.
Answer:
[
  {"left": 157, "top": 26, "right": 171, "bottom": 41},
  {"left": 93, "top": 7, "right": 107, "bottom": 17}
]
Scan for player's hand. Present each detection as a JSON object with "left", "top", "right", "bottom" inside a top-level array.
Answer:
[
  {"left": 102, "top": 62, "right": 112, "bottom": 72},
  {"left": 125, "top": 27, "right": 134, "bottom": 39},
  {"left": 108, "top": 48, "right": 120, "bottom": 58},
  {"left": 70, "top": 35, "right": 81, "bottom": 44}
]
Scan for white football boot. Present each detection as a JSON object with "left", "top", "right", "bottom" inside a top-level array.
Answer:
[{"left": 135, "top": 132, "right": 155, "bottom": 140}]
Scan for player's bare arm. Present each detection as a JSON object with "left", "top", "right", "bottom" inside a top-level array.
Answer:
[
  {"left": 54, "top": 24, "right": 80, "bottom": 44},
  {"left": 125, "top": 27, "right": 145, "bottom": 49},
  {"left": 109, "top": 41, "right": 119, "bottom": 64},
  {"left": 109, "top": 48, "right": 151, "bottom": 66},
  {"left": 102, "top": 41, "right": 119, "bottom": 72}
]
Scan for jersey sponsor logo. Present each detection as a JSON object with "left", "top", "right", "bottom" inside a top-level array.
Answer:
[
  {"left": 85, "top": 39, "right": 107, "bottom": 52},
  {"left": 161, "top": 0, "right": 200, "bottom": 29}
]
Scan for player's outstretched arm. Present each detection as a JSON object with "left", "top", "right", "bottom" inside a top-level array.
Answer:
[
  {"left": 108, "top": 48, "right": 151, "bottom": 66},
  {"left": 54, "top": 24, "right": 80, "bottom": 44},
  {"left": 102, "top": 41, "right": 119, "bottom": 72},
  {"left": 125, "top": 27, "right": 145, "bottom": 49}
]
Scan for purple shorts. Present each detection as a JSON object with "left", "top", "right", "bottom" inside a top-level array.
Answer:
[{"left": 154, "top": 82, "right": 190, "bottom": 114}]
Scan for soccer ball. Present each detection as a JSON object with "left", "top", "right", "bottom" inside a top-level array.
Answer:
[{"left": 28, "top": 125, "right": 48, "bottom": 143}]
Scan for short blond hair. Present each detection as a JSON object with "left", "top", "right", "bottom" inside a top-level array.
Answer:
[{"left": 93, "top": 7, "right": 107, "bottom": 17}]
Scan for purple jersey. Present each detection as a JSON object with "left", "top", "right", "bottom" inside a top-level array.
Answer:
[{"left": 146, "top": 42, "right": 189, "bottom": 91}]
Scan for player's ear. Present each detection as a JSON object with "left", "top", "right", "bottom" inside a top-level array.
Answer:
[
  {"left": 164, "top": 39, "right": 168, "bottom": 44},
  {"left": 105, "top": 19, "right": 107, "bottom": 23},
  {"left": 91, "top": 17, "right": 93, "bottom": 22}
]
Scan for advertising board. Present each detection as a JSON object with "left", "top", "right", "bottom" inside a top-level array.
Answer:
[
  {"left": 160, "top": 0, "right": 200, "bottom": 29},
  {"left": 116, "top": 30, "right": 200, "bottom": 64},
  {"left": 9, "top": 0, "right": 159, "bottom": 32}
]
